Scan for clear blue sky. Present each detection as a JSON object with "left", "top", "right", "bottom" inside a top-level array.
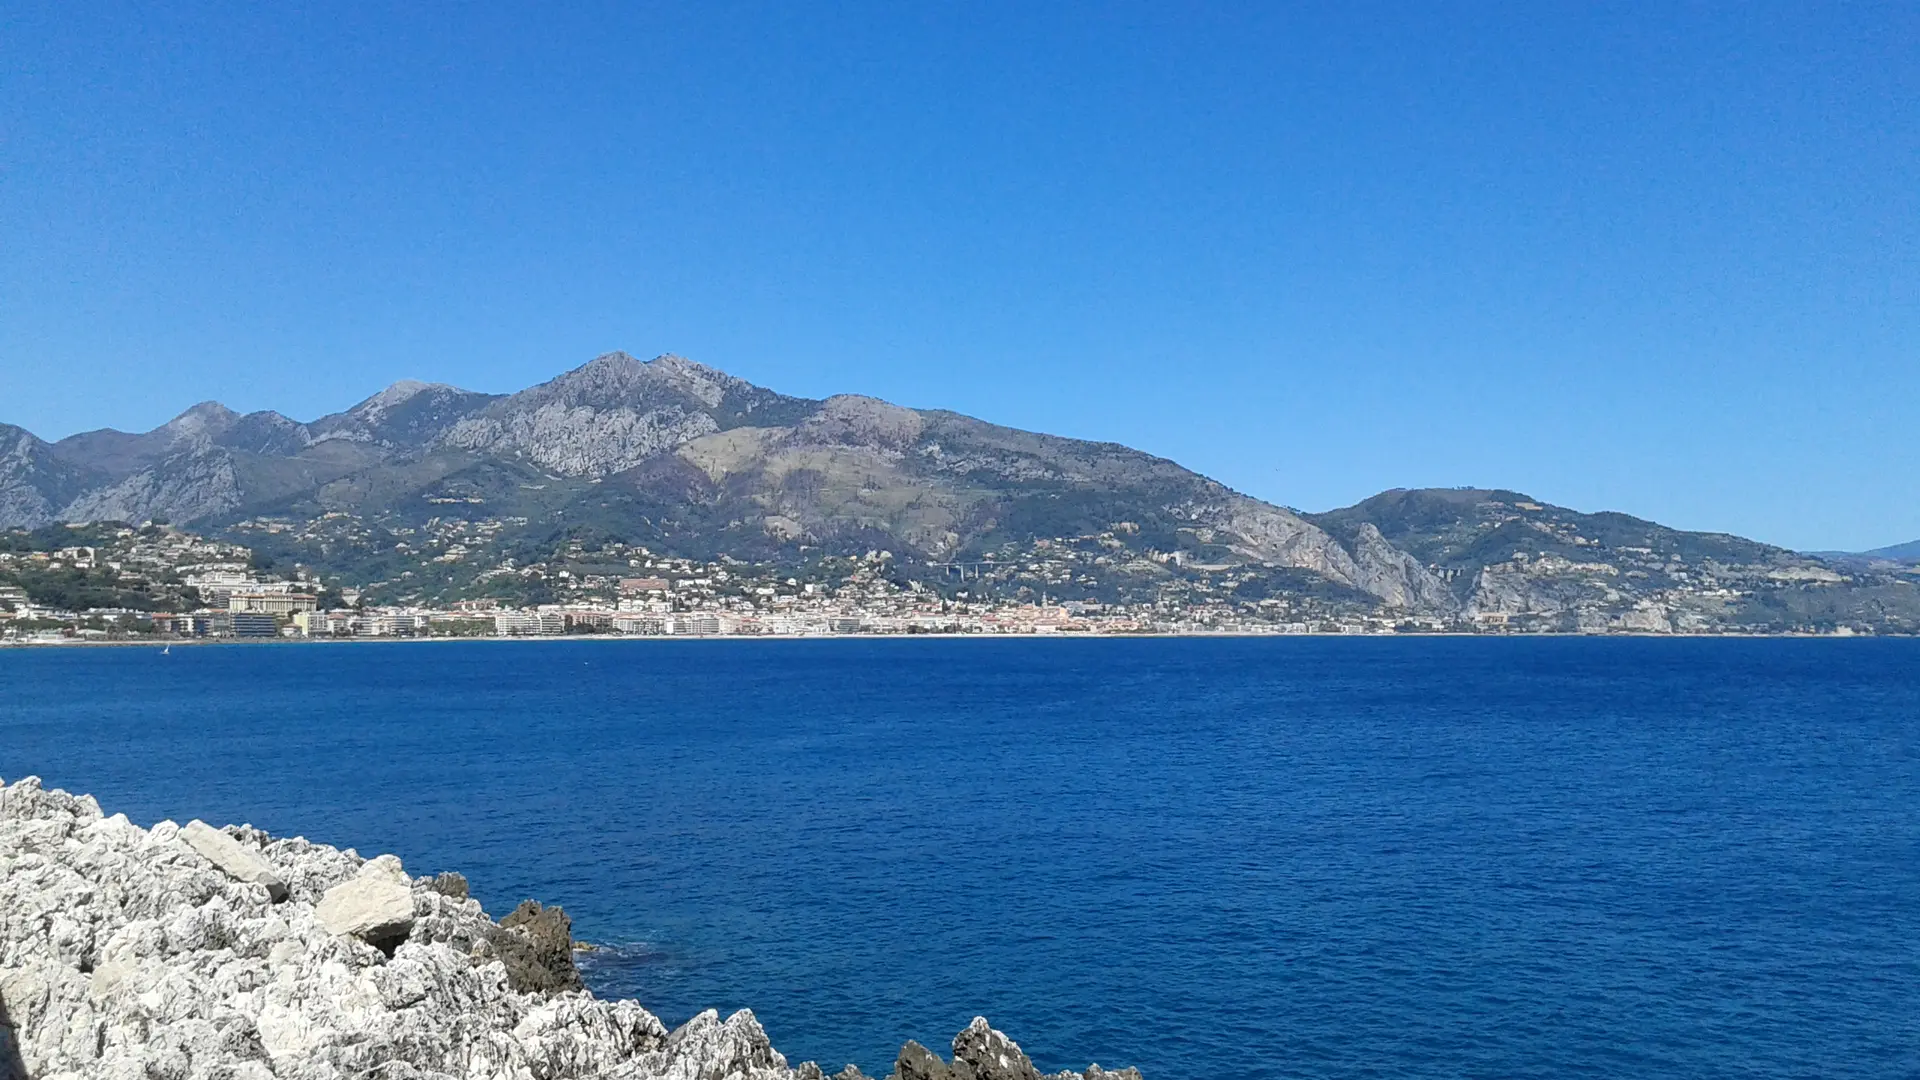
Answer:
[{"left": 4, "top": 3, "right": 1915, "bottom": 550}]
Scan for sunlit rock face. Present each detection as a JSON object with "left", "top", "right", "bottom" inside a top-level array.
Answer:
[{"left": 436, "top": 352, "right": 795, "bottom": 478}]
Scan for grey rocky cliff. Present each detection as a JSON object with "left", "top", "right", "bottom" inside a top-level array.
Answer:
[
  {"left": 56, "top": 447, "right": 245, "bottom": 528},
  {"left": 0, "top": 428, "right": 62, "bottom": 532},
  {"left": 1209, "top": 499, "right": 1455, "bottom": 612},
  {"left": 0, "top": 425, "right": 99, "bottom": 532},
  {"left": 1343, "top": 522, "right": 1459, "bottom": 615},
  {"left": 0, "top": 777, "right": 1139, "bottom": 1080}
]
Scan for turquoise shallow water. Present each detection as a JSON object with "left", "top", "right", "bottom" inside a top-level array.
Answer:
[{"left": 3, "top": 637, "right": 1917, "bottom": 1078}]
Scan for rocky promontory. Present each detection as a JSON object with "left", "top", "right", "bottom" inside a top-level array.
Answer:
[{"left": 0, "top": 777, "right": 1139, "bottom": 1080}]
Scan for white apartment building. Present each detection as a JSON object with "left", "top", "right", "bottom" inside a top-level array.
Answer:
[
  {"left": 229, "top": 593, "right": 318, "bottom": 615},
  {"left": 493, "top": 612, "right": 544, "bottom": 635}
]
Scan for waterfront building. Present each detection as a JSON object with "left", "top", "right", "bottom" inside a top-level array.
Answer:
[
  {"left": 565, "top": 611, "right": 614, "bottom": 633},
  {"left": 492, "top": 612, "right": 544, "bottom": 636},
  {"left": 364, "top": 613, "right": 426, "bottom": 636},
  {"left": 229, "top": 593, "right": 318, "bottom": 615},
  {"left": 613, "top": 614, "right": 668, "bottom": 635},
  {"left": 180, "top": 612, "right": 228, "bottom": 637},
  {"left": 229, "top": 613, "right": 277, "bottom": 638},
  {"left": 293, "top": 611, "right": 356, "bottom": 637}
]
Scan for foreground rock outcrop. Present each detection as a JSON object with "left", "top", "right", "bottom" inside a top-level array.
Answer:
[{"left": 0, "top": 777, "right": 1138, "bottom": 1080}]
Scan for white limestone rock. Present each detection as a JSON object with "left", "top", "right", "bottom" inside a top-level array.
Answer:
[
  {"left": 0, "top": 775, "right": 797, "bottom": 1080},
  {"left": 314, "top": 854, "right": 415, "bottom": 946},
  {"left": 181, "top": 819, "right": 290, "bottom": 902},
  {"left": 0, "top": 775, "right": 1138, "bottom": 1080}
]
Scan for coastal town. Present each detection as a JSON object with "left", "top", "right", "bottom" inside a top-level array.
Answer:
[
  {"left": 0, "top": 520, "right": 1391, "bottom": 642},
  {"left": 2, "top": 517, "right": 1908, "bottom": 643}
]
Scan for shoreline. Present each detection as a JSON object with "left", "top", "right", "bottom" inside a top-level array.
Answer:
[
  {"left": 1, "top": 775, "right": 1139, "bottom": 1079},
  {"left": 1, "top": 628, "right": 1906, "bottom": 650}
]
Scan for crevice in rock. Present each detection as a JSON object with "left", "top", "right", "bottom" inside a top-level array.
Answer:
[
  {"left": 0, "top": 989, "right": 30, "bottom": 1080},
  {"left": 369, "top": 928, "right": 409, "bottom": 959}
]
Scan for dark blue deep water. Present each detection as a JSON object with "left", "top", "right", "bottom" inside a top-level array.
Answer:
[{"left": 3, "top": 638, "right": 1917, "bottom": 1078}]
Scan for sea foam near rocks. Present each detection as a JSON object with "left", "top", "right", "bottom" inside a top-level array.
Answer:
[{"left": 0, "top": 776, "right": 1136, "bottom": 1080}]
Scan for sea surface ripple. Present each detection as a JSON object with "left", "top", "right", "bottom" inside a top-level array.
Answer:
[{"left": 2, "top": 637, "right": 1916, "bottom": 1078}]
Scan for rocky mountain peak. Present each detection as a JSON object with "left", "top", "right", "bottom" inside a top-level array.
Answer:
[
  {"left": 356, "top": 379, "right": 446, "bottom": 411},
  {"left": 534, "top": 351, "right": 744, "bottom": 411},
  {"left": 0, "top": 421, "right": 48, "bottom": 455},
  {"left": 574, "top": 349, "right": 646, "bottom": 376},
  {"left": 797, "top": 395, "right": 925, "bottom": 449},
  {"left": 343, "top": 379, "right": 467, "bottom": 424},
  {"left": 432, "top": 352, "right": 774, "bottom": 477},
  {"left": 305, "top": 380, "right": 495, "bottom": 450},
  {"left": 539, "top": 352, "right": 659, "bottom": 403},
  {"left": 161, "top": 401, "right": 241, "bottom": 441},
  {"left": 135, "top": 403, "right": 309, "bottom": 459},
  {"left": 644, "top": 351, "right": 736, "bottom": 384}
]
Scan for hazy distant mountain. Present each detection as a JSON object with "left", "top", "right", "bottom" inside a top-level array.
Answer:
[
  {"left": 1863, "top": 540, "right": 1920, "bottom": 563},
  {"left": 1802, "top": 539, "right": 1920, "bottom": 568}
]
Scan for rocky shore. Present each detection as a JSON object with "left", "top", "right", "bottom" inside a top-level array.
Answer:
[{"left": 0, "top": 777, "right": 1140, "bottom": 1080}]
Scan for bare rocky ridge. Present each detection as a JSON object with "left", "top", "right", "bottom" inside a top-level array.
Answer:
[
  {"left": 0, "top": 777, "right": 1140, "bottom": 1080},
  {"left": 310, "top": 382, "right": 502, "bottom": 450}
]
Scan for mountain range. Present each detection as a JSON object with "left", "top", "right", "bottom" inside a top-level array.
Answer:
[{"left": 5, "top": 352, "right": 1916, "bottom": 631}]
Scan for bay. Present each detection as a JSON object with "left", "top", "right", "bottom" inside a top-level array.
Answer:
[{"left": 2, "top": 637, "right": 1916, "bottom": 1078}]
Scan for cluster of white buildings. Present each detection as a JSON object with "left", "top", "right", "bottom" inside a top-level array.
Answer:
[{"left": 284, "top": 602, "right": 1157, "bottom": 638}]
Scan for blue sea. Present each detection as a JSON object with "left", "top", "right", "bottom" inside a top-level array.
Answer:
[{"left": 3, "top": 638, "right": 1917, "bottom": 1078}]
